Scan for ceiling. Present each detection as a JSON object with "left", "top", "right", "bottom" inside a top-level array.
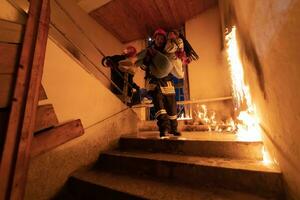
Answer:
[
  {"left": 77, "top": 0, "right": 112, "bottom": 12},
  {"left": 88, "top": 0, "right": 218, "bottom": 43}
]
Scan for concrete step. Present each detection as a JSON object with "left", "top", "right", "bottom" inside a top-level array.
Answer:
[
  {"left": 120, "top": 132, "right": 263, "bottom": 160},
  {"left": 138, "top": 120, "right": 159, "bottom": 131},
  {"left": 62, "top": 170, "right": 275, "bottom": 200},
  {"left": 97, "top": 150, "right": 283, "bottom": 198},
  {"left": 138, "top": 120, "right": 231, "bottom": 132}
]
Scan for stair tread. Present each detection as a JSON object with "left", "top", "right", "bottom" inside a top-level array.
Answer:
[
  {"left": 103, "top": 150, "right": 281, "bottom": 173},
  {"left": 72, "top": 169, "right": 271, "bottom": 200},
  {"left": 123, "top": 131, "right": 263, "bottom": 143}
]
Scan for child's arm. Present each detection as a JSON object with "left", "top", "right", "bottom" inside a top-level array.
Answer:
[
  {"left": 165, "top": 39, "right": 178, "bottom": 53},
  {"left": 165, "top": 38, "right": 184, "bottom": 53}
]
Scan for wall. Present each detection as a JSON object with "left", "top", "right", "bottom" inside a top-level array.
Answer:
[
  {"left": 219, "top": 0, "right": 300, "bottom": 199},
  {"left": 25, "top": 38, "right": 139, "bottom": 200},
  {"left": 6, "top": 0, "right": 125, "bottom": 89},
  {"left": 185, "top": 6, "right": 231, "bottom": 100},
  {"left": 185, "top": 6, "right": 233, "bottom": 121},
  {"left": 50, "top": 0, "right": 124, "bottom": 88}
]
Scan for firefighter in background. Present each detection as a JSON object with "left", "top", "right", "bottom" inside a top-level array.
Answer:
[
  {"left": 101, "top": 46, "right": 140, "bottom": 104},
  {"left": 136, "top": 28, "right": 181, "bottom": 137}
]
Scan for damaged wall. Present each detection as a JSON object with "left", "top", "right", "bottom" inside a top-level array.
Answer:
[
  {"left": 219, "top": 0, "right": 300, "bottom": 199},
  {"left": 25, "top": 39, "right": 139, "bottom": 200}
]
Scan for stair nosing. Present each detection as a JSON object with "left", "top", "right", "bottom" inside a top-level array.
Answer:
[
  {"left": 101, "top": 150, "right": 281, "bottom": 173},
  {"left": 72, "top": 169, "right": 272, "bottom": 200},
  {"left": 120, "top": 136, "right": 264, "bottom": 144}
]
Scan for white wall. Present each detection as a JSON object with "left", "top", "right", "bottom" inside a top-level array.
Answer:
[
  {"left": 185, "top": 6, "right": 233, "bottom": 121},
  {"left": 5, "top": 0, "right": 125, "bottom": 88},
  {"left": 41, "top": 39, "right": 127, "bottom": 127},
  {"left": 50, "top": 0, "right": 124, "bottom": 87},
  {"left": 186, "top": 6, "right": 231, "bottom": 100}
]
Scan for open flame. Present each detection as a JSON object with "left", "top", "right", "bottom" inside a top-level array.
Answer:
[
  {"left": 225, "top": 26, "right": 261, "bottom": 141},
  {"left": 176, "top": 26, "right": 272, "bottom": 164},
  {"left": 180, "top": 103, "right": 236, "bottom": 132},
  {"left": 177, "top": 113, "right": 192, "bottom": 121},
  {"left": 225, "top": 26, "right": 272, "bottom": 164}
]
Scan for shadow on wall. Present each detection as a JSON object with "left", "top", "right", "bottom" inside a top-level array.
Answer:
[{"left": 221, "top": 0, "right": 267, "bottom": 99}]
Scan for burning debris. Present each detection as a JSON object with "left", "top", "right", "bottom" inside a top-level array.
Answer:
[{"left": 178, "top": 103, "right": 236, "bottom": 132}]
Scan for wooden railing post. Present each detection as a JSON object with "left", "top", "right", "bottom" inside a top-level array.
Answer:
[{"left": 0, "top": 0, "right": 50, "bottom": 199}]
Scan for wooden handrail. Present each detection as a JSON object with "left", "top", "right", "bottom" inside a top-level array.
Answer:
[
  {"left": 31, "top": 119, "right": 84, "bottom": 158},
  {"left": 0, "top": 0, "right": 50, "bottom": 199}
]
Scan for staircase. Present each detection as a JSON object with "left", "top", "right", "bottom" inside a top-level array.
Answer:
[{"left": 55, "top": 121, "right": 284, "bottom": 200}]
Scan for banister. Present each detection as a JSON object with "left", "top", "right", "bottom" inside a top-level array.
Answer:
[{"left": 0, "top": 0, "right": 51, "bottom": 199}]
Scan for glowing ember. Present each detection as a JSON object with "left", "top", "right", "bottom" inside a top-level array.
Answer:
[{"left": 225, "top": 117, "right": 236, "bottom": 132}]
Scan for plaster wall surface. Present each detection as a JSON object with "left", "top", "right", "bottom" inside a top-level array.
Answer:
[
  {"left": 185, "top": 6, "right": 231, "bottom": 100},
  {"left": 56, "top": 0, "right": 123, "bottom": 57},
  {"left": 220, "top": 0, "right": 300, "bottom": 199},
  {"left": 185, "top": 6, "right": 233, "bottom": 121},
  {"left": 50, "top": 0, "right": 124, "bottom": 87},
  {"left": 41, "top": 39, "right": 129, "bottom": 127},
  {"left": 25, "top": 39, "right": 139, "bottom": 200}
]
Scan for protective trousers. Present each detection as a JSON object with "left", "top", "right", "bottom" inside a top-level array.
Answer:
[{"left": 148, "top": 78, "right": 178, "bottom": 134}]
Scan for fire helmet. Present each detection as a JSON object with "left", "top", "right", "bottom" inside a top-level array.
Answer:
[
  {"left": 123, "top": 45, "right": 137, "bottom": 57},
  {"left": 153, "top": 28, "right": 167, "bottom": 38}
]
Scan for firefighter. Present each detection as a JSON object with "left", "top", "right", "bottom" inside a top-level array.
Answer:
[
  {"left": 136, "top": 28, "right": 181, "bottom": 137},
  {"left": 101, "top": 46, "right": 140, "bottom": 103}
]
